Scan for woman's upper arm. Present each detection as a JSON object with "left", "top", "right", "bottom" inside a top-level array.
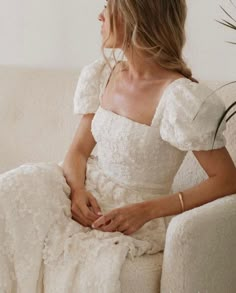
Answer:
[
  {"left": 69, "top": 114, "right": 97, "bottom": 159},
  {"left": 192, "top": 147, "right": 236, "bottom": 182},
  {"left": 69, "top": 58, "right": 111, "bottom": 159}
]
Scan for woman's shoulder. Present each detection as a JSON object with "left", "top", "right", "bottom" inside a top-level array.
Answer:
[
  {"left": 159, "top": 78, "right": 227, "bottom": 151},
  {"left": 79, "top": 58, "right": 109, "bottom": 80},
  {"left": 73, "top": 56, "right": 116, "bottom": 115},
  {"left": 165, "top": 77, "right": 225, "bottom": 121}
]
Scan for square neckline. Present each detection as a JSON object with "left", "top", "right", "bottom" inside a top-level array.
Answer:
[{"left": 99, "top": 61, "right": 190, "bottom": 128}]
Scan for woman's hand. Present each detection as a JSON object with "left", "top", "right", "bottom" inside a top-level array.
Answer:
[
  {"left": 70, "top": 188, "right": 102, "bottom": 227},
  {"left": 91, "top": 202, "right": 151, "bottom": 235}
]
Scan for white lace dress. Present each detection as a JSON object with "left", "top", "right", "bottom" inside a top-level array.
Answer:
[{"left": 0, "top": 58, "right": 227, "bottom": 293}]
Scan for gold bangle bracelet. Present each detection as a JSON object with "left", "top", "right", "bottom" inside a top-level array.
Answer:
[{"left": 178, "top": 192, "right": 185, "bottom": 213}]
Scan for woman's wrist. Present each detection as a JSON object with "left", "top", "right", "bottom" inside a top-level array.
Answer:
[
  {"left": 142, "top": 193, "right": 185, "bottom": 220},
  {"left": 140, "top": 199, "right": 159, "bottom": 222},
  {"left": 71, "top": 185, "right": 87, "bottom": 193}
]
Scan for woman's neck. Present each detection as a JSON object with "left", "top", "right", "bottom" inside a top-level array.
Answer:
[{"left": 123, "top": 48, "right": 173, "bottom": 81}]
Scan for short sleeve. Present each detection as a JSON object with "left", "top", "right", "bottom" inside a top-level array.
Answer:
[
  {"left": 160, "top": 80, "right": 227, "bottom": 151},
  {"left": 73, "top": 58, "right": 111, "bottom": 115}
]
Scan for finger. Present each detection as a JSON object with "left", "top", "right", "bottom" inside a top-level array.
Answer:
[
  {"left": 80, "top": 204, "right": 100, "bottom": 222},
  {"left": 123, "top": 227, "right": 136, "bottom": 236},
  {"left": 100, "top": 219, "right": 120, "bottom": 232},
  {"left": 92, "top": 211, "right": 115, "bottom": 229},
  {"left": 80, "top": 209, "right": 95, "bottom": 225},
  {"left": 88, "top": 194, "right": 102, "bottom": 216},
  {"left": 116, "top": 223, "right": 129, "bottom": 233},
  {"left": 74, "top": 195, "right": 99, "bottom": 221},
  {"left": 72, "top": 213, "right": 89, "bottom": 227},
  {"left": 88, "top": 205, "right": 96, "bottom": 214},
  {"left": 72, "top": 205, "right": 94, "bottom": 226},
  {"left": 88, "top": 206, "right": 103, "bottom": 222},
  {"left": 72, "top": 206, "right": 91, "bottom": 224}
]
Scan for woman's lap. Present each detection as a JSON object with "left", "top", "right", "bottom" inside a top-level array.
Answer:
[{"left": 0, "top": 162, "right": 72, "bottom": 292}]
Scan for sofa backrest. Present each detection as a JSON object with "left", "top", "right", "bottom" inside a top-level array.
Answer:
[{"left": 0, "top": 66, "right": 80, "bottom": 174}]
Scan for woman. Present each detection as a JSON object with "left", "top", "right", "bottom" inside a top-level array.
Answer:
[{"left": 1, "top": 0, "right": 236, "bottom": 292}]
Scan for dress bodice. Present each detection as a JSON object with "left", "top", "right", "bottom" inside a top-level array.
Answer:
[
  {"left": 91, "top": 104, "right": 186, "bottom": 194},
  {"left": 73, "top": 57, "right": 227, "bottom": 196}
]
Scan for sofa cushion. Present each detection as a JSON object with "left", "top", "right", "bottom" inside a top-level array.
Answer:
[{"left": 120, "top": 252, "right": 163, "bottom": 293}]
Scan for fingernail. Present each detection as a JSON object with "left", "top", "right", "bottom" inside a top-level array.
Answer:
[
  {"left": 97, "top": 211, "right": 103, "bottom": 215},
  {"left": 91, "top": 224, "right": 95, "bottom": 228}
]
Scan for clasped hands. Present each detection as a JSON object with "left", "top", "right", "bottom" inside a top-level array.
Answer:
[
  {"left": 92, "top": 201, "right": 151, "bottom": 235},
  {"left": 70, "top": 187, "right": 151, "bottom": 236}
]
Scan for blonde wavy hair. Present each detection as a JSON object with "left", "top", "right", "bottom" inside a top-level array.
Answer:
[{"left": 102, "top": 0, "right": 197, "bottom": 82}]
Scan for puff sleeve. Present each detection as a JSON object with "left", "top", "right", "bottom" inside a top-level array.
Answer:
[
  {"left": 73, "top": 58, "right": 110, "bottom": 114},
  {"left": 160, "top": 80, "right": 227, "bottom": 151}
]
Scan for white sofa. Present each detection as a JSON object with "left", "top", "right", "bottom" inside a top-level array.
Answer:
[{"left": 0, "top": 65, "right": 236, "bottom": 293}]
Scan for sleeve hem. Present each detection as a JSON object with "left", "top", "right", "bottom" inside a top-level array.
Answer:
[{"left": 163, "top": 138, "right": 227, "bottom": 152}]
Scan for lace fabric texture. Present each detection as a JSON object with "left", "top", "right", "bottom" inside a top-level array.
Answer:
[{"left": 0, "top": 57, "right": 227, "bottom": 293}]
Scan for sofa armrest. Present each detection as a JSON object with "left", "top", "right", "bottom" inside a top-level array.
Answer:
[{"left": 160, "top": 194, "right": 236, "bottom": 293}]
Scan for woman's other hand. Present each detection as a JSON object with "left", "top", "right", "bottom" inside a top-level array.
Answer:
[
  {"left": 70, "top": 188, "right": 102, "bottom": 227},
  {"left": 91, "top": 202, "right": 151, "bottom": 235}
]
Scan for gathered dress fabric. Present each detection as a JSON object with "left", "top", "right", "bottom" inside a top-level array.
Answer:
[{"left": 0, "top": 58, "right": 227, "bottom": 293}]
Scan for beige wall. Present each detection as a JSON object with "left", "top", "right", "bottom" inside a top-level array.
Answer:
[
  {"left": 185, "top": 0, "right": 236, "bottom": 80},
  {"left": 0, "top": 0, "right": 235, "bottom": 80}
]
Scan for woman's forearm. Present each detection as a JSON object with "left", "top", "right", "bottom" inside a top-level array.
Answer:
[
  {"left": 62, "top": 149, "right": 88, "bottom": 193},
  {"left": 145, "top": 175, "right": 236, "bottom": 220}
]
